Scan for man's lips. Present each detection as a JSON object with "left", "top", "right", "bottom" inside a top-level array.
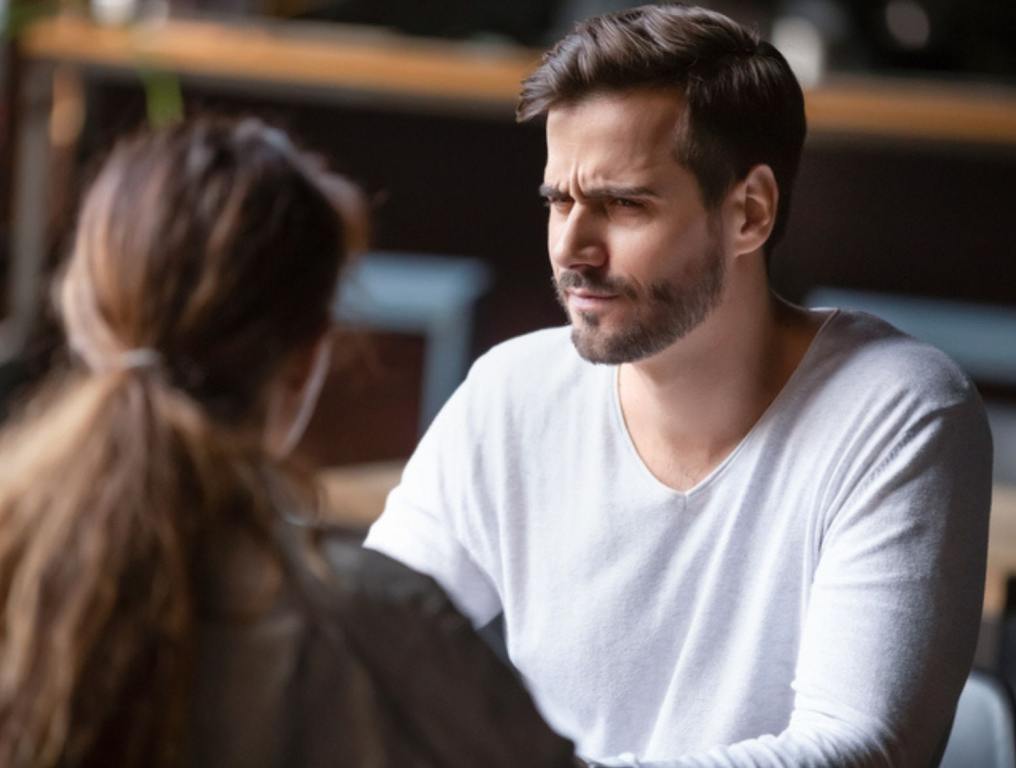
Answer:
[{"left": 566, "top": 288, "right": 619, "bottom": 312}]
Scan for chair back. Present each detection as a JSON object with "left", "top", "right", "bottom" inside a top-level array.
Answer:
[{"left": 939, "top": 670, "right": 1016, "bottom": 768}]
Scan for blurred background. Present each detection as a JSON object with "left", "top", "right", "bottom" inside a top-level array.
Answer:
[{"left": 0, "top": 0, "right": 1014, "bottom": 669}]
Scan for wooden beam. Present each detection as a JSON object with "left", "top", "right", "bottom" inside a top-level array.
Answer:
[
  {"left": 19, "top": 14, "right": 541, "bottom": 108},
  {"left": 19, "top": 14, "right": 1016, "bottom": 144},
  {"left": 806, "top": 77, "right": 1016, "bottom": 146}
]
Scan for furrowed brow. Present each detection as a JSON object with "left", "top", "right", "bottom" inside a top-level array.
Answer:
[
  {"left": 584, "top": 185, "right": 658, "bottom": 200},
  {"left": 539, "top": 183, "right": 659, "bottom": 202},
  {"left": 539, "top": 184, "right": 569, "bottom": 201}
]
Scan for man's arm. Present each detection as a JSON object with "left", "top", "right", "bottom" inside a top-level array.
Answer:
[{"left": 364, "top": 369, "right": 504, "bottom": 628}]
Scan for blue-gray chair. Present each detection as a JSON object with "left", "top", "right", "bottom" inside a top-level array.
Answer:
[
  {"left": 333, "top": 251, "right": 492, "bottom": 433},
  {"left": 940, "top": 670, "right": 1016, "bottom": 768}
]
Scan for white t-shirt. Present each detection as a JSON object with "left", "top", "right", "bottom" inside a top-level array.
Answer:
[{"left": 365, "top": 309, "right": 992, "bottom": 767}]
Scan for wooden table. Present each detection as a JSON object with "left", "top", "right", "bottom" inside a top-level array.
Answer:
[
  {"left": 986, "top": 484, "right": 1016, "bottom": 616},
  {"left": 318, "top": 460, "right": 404, "bottom": 530}
]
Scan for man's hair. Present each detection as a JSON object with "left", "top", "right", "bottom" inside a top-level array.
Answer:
[{"left": 517, "top": 3, "right": 807, "bottom": 255}]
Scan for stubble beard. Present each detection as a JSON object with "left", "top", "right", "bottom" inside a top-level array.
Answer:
[{"left": 554, "top": 237, "right": 726, "bottom": 365}]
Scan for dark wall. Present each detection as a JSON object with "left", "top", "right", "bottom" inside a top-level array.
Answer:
[
  {"left": 772, "top": 138, "right": 1016, "bottom": 306},
  {"left": 81, "top": 81, "right": 564, "bottom": 353},
  {"left": 45, "top": 79, "right": 1016, "bottom": 461},
  {"left": 82, "top": 79, "right": 1016, "bottom": 328}
]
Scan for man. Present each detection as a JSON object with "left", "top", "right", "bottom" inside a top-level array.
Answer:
[{"left": 366, "top": 4, "right": 992, "bottom": 766}]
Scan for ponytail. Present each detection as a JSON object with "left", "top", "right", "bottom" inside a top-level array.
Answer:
[
  {"left": 0, "top": 368, "right": 282, "bottom": 767},
  {"left": 0, "top": 116, "right": 352, "bottom": 767}
]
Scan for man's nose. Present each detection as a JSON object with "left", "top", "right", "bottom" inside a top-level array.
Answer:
[{"left": 549, "top": 204, "right": 606, "bottom": 271}]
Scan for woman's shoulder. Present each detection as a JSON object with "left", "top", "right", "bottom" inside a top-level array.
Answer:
[
  {"left": 281, "top": 518, "right": 578, "bottom": 768},
  {"left": 317, "top": 527, "right": 454, "bottom": 604}
]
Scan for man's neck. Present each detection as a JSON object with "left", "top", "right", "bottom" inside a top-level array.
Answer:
[{"left": 617, "top": 277, "right": 820, "bottom": 492}]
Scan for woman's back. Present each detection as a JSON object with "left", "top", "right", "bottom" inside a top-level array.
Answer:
[{"left": 0, "top": 118, "right": 575, "bottom": 767}]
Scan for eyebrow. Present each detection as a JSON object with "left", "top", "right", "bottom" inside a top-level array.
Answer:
[{"left": 538, "top": 183, "right": 659, "bottom": 200}]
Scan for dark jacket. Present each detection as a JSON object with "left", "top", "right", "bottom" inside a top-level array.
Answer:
[{"left": 189, "top": 517, "right": 576, "bottom": 767}]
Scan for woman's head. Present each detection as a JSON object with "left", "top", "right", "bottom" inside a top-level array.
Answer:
[
  {"left": 61, "top": 117, "right": 356, "bottom": 431},
  {"left": 0, "top": 118, "right": 362, "bottom": 767}
]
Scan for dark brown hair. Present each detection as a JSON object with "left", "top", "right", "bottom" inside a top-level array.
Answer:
[
  {"left": 0, "top": 117, "right": 358, "bottom": 767},
  {"left": 517, "top": 3, "right": 807, "bottom": 254}
]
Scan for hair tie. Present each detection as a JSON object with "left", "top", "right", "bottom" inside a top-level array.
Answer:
[{"left": 115, "top": 348, "right": 163, "bottom": 372}]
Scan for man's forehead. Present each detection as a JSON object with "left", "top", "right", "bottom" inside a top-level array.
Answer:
[{"left": 544, "top": 88, "right": 688, "bottom": 181}]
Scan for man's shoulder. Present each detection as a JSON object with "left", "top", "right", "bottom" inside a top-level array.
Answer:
[{"left": 812, "top": 309, "right": 978, "bottom": 412}]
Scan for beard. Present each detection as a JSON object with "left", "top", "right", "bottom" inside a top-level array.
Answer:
[{"left": 554, "top": 236, "right": 726, "bottom": 365}]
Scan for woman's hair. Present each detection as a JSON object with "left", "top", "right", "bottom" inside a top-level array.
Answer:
[{"left": 0, "top": 117, "right": 357, "bottom": 767}]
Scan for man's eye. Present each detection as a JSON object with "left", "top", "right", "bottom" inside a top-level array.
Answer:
[
  {"left": 610, "top": 198, "right": 642, "bottom": 210},
  {"left": 543, "top": 198, "right": 571, "bottom": 211}
]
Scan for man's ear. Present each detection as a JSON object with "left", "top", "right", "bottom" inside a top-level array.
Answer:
[{"left": 728, "top": 164, "right": 778, "bottom": 258}]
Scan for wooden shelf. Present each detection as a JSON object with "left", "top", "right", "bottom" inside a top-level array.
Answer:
[
  {"left": 19, "top": 14, "right": 542, "bottom": 112},
  {"left": 806, "top": 77, "right": 1016, "bottom": 146},
  {"left": 19, "top": 13, "right": 1016, "bottom": 142}
]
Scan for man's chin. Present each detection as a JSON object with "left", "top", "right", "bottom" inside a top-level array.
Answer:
[
  {"left": 570, "top": 307, "right": 602, "bottom": 327},
  {"left": 570, "top": 325, "right": 626, "bottom": 365},
  {"left": 569, "top": 318, "right": 684, "bottom": 365}
]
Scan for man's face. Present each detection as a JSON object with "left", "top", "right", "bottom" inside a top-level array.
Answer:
[{"left": 543, "top": 89, "right": 727, "bottom": 365}]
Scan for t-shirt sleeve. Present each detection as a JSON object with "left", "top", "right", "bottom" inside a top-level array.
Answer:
[
  {"left": 364, "top": 371, "right": 503, "bottom": 628},
  {"left": 591, "top": 392, "right": 993, "bottom": 768}
]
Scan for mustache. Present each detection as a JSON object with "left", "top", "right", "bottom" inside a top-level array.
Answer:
[{"left": 555, "top": 270, "right": 637, "bottom": 299}]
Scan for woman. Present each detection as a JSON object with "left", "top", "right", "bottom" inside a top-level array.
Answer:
[{"left": 0, "top": 118, "right": 575, "bottom": 768}]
